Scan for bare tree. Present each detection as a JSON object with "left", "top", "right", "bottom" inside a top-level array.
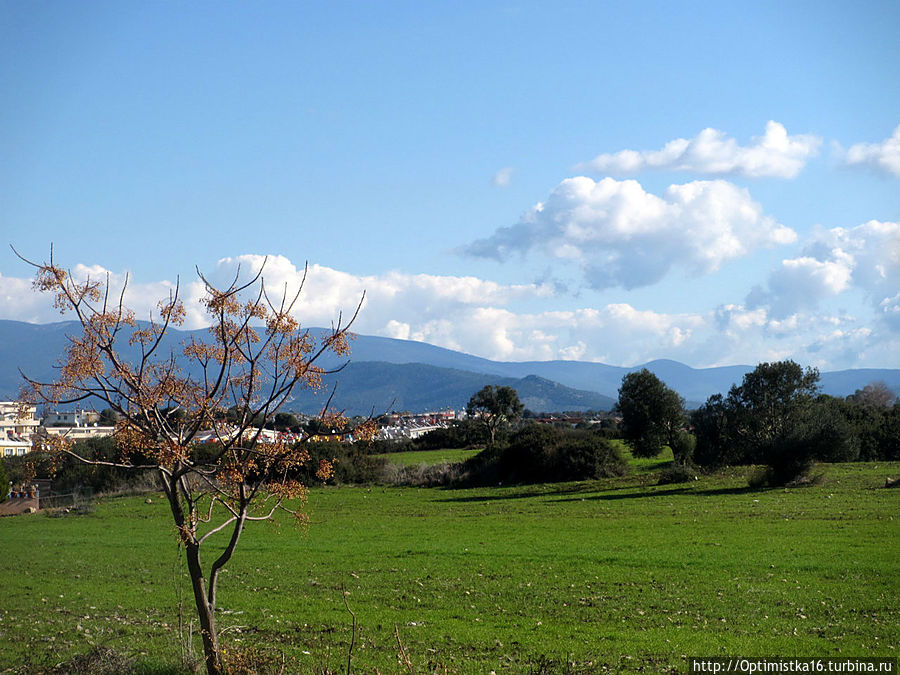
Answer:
[
  {"left": 17, "top": 248, "right": 374, "bottom": 675},
  {"left": 850, "top": 381, "right": 896, "bottom": 408}
]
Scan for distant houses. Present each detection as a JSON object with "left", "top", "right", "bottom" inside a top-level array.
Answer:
[
  {"left": 1, "top": 402, "right": 115, "bottom": 458},
  {"left": 0, "top": 401, "right": 471, "bottom": 456},
  {"left": 0, "top": 402, "right": 41, "bottom": 458},
  {"left": 377, "top": 410, "right": 463, "bottom": 440}
]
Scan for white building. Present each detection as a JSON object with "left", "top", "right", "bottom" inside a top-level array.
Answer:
[
  {"left": 41, "top": 426, "right": 116, "bottom": 441},
  {"left": 40, "top": 408, "right": 114, "bottom": 442},
  {"left": 1, "top": 402, "right": 40, "bottom": 458},
  {"left": 43, "top": 409, "right": 101, "bottom": 427}
]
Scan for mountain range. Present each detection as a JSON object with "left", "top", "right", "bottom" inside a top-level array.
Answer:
[{"left": 1, "top": 320, "right": 897, "bottom": 415}]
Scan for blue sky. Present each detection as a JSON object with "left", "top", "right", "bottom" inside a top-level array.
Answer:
[{"left": 2, "top": 1, "right": 898, "bottom": 370}]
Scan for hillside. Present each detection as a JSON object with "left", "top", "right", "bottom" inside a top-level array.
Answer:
[
  {"left": 289, "top": 363, "right": 615, "bottom": 415},
  {"left": 1, "top": 320, "right": 897, "bottom": 413}
]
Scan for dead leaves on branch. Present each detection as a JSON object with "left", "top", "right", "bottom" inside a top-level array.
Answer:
[
  {"left": 18, "top": 250, "right": 360, "bottom": 416},
  {"left": 18, "top": 249, "right": 372, "bottom": 534}
]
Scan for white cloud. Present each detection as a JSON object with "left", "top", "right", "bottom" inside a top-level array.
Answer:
[
  {"left": 3, "top": 253, "right": 896, "bottom": 370},
  {"left": 385, "top": 304, "right": 706, "bottom": 364},
  {"left": 463, "top": 176, "right": 796, "bottom": 289},
  {"left": 843, "top": 125, "right": 900, "bottom": 177},
  {"left": 491, "top": 167, "right": 515, "bottom": 187},
  {"left": 575, "top": 121, "right": 821, "bottom": 178},
  {"left": 879, "top": 293, "right": 900, "bottom": 330},
  {"left": 748, "top": 220, "right": 900, "bottom": 323},
  {"left": 747, "top": 254, "right": 854, "bottom": 319},
  {"left": 0, "top": 273, "right": 46, "bottom": 323},
  {"left": 710, "top": 303, "right": 894, "bottom": 370},
  {"left": 0, "top": 264, "right": 183, "bottom": 325}
]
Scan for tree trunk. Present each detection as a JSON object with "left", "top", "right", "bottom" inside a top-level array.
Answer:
[
  {"left": 186, "top": 544, "right": 224, "bottom": 675},
  {"left": 162, "top": 471, "right": 224, "bottom": 675}
]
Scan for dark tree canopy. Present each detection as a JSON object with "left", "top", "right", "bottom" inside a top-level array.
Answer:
[
  {"left": 726, "top": 360, "right": 820, "bottom": 464},
  {"left": 466, "top": 385, "right": 524, "bottom": 445},
  {"left": 616, "top": 369, "right": 685, "bottom": 458}
]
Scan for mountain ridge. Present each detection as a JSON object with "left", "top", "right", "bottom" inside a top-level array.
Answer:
[{"left": 1, "top": 320, "right": 897, "bottom": 415}]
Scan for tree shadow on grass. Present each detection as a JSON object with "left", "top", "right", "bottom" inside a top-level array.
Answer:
[
  {"left": 433, "top": 481, "right": 623, "bottom": 503},
  {"left": 557, "top": 483, "right": 778, "bottom": 502},
  {"left": 436, "top": 482, "right": 776, "bottom": 504}
]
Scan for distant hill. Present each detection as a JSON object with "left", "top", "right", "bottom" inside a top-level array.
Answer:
[
  {"left": 1, "top": 320, "right": 897, "bottom": 414},
  {"left": 289, "top": 363, "right": 615, "bottom": 415}
]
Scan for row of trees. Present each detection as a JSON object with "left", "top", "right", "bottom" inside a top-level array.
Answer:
[{"left": 616, "top": 362, "right": 899, "bottom": 485}]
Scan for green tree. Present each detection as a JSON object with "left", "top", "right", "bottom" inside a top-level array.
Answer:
[
  {"left": 616, "top": 369, "right": 685, "bottom": 458},
  {"left": 273, "top": 412, "right": 300, "bottom": 431},
  {"left": 693, "top": 360, "right": 824, "bottom": 484},
  {"left": 692, "top": 393, "right": 737, "bottom": 467},
  {"left": 727, "top": 360, "right": 819, "bottom": 465},
  {"left": 466, "top": 385, "right": 524, "bottom": 446},
  {"left": 98, "top": 407, "right": 119, "bottom": 426},
  {"left": 876, "top": 404, "right": 900, "bottom": 460}
]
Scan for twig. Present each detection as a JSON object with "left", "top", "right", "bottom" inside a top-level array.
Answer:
[
  {"left": 341, "top": 583, "right": 356, "bottom": 675},
  {"left": 394, "top": 623, "right": 414, "bottom": 675}
]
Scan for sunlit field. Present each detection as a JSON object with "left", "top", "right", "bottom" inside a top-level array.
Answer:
[
  {"left": 376, "top": 447, "right": 481, "bottom": 467},
  {"left": 1, "top": 459, "right": 898, "bottom": 673}
]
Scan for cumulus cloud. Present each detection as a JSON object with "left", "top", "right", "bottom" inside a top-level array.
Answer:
[
  {"left": 462, "top": 176, "right": 796, "bottom": 289},
  {"left": 575, "top": 121, "right": 821, "bottom": 178},
  {"left": 748, "top": 220, "right": 900, "bottom": 323},
  {"left": 843, "top": 125, "right": 900, "bottom": 177},
  {"left": 746, "top": 253, "right": 854, "bottom": 319},
  {"left": 491, "top": 167, "right": 515, "bottom": 187},
  {"left": 0, "top": 255, "right": 703, "bottom": 363}
]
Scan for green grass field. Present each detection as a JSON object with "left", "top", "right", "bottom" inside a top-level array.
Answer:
[
  {"left": 377, "top": 447, "right": 481, "bottom": 466},
  {"left": 1, "top": 459, "right": 898, "bottom": 673}
]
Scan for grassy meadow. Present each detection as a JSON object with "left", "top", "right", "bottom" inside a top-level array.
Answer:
[
  {"left": 0, "top": 453, "right": 898, "bottom": 673},
  {"left": 376, "top": 447, "right": 481, "bottom": 467}
]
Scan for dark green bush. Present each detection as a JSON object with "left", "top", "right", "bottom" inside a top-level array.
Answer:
[
  {"left": 657, "top": 462, "right": 698, "bottom": 485},
  {"left": 292, "top": 440, "right": 388, "bottom": 485},
  {"left": 367, "top": 438, "right": 414, "bottom": 454},
  {"left": 460, "top": 424, "right": 626, "bottom": 485},
  {"left": 670, "top": 431, "right": 696, "bottom": 465},
  {"left": 876, "top": 405, "right": 900, "bottom": 460},
  {"left": 4, "top": 437, "right": 155, "bottom": 495},
  {"left": 413, "top": 420, "right": 487, "bottom": 450}
]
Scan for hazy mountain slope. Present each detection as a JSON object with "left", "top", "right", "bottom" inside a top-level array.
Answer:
[
  {"left": 1, "top": 320, "right": 897, "bottom": 411},
  {"left": 290, "top": 362, "right": 616, "bottom": 415}
]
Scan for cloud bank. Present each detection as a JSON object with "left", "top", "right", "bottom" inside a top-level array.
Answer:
[
  {"left": 2, "top": 251, "right": 896, "bottom": 370},
  {"left": 462, "top": 177, "right": 796, "bottom": 289},
  {"left": 575, "top": 121, "right": 821, "bottom": 178}
]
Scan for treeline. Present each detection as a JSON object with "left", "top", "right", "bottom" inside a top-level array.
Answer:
[
  {"left": 7, "top": 363, "right": 896, "bottom": 496},
  {"left": 619, "top": 361, "right": 899, "bottom": 486},
  {"left": 3, "top": 436, "right": 157, "bottom": 496}
]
